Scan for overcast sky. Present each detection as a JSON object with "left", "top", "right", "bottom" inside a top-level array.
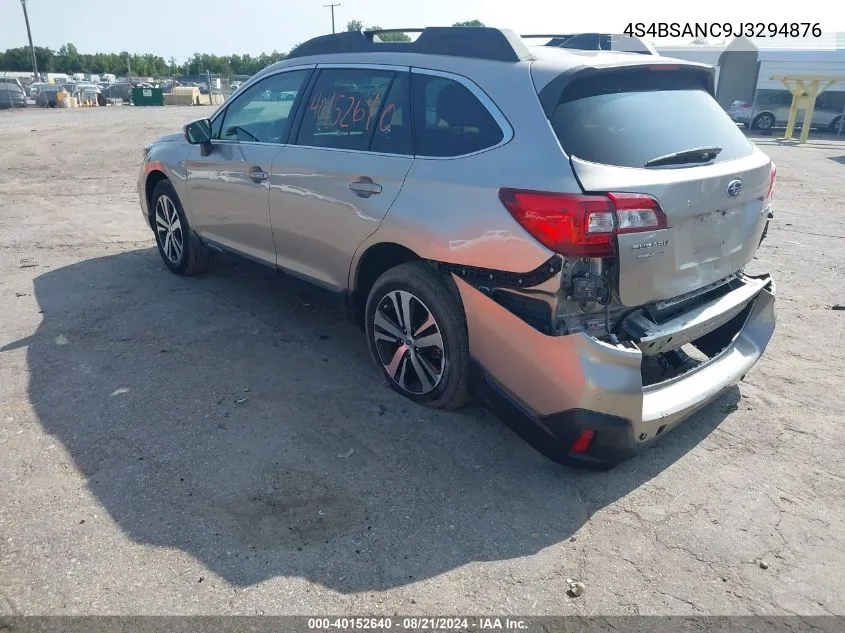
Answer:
[{"left": 1, "top": 0, "right": 839, "bottom": 61}]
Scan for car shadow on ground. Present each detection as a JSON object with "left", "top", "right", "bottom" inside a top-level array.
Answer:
[{"left": 9, "top": 248, "right": 739, "bottom": 591}]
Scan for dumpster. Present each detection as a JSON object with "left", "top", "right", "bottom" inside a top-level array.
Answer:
[{"left": 132, "top": 87, "right": 164, "bottom": 106}]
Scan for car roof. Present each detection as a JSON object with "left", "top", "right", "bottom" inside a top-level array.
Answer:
[
  {"left": 233, "top": 27, "right": 715, "bottom": 111},
  {"left": 257, "top": 28, "right": 708, "bottom": 77}
]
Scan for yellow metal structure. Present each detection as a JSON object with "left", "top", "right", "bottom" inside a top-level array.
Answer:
[{"left": 770, "top": 75, "right": 845, "bottom": 143}]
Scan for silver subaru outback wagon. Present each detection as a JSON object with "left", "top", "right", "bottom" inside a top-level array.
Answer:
[{"left": 138, "top": 27, "right": 776, "bottom": 469}]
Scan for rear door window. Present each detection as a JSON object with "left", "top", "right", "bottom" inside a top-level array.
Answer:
[
  {"left": 548, "top": 68, "right": 754, "bottom": 168},
  {"left": 295, "top": 68, "right": 404, "bottom": 152},
  {"left": 411, "top": 72, "right": 504, "bottom": 157},
  {"left": 369, "top": 73, "right": 413, "bottom": 155}
]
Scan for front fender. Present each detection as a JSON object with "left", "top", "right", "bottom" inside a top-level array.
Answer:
[{"left": 139, "top": 142, "right": 192, "bottom": 224}]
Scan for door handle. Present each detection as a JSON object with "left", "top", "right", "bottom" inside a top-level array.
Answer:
[
  {"left": 349, "top": 177, "right": 382, "bottom": 198},
  {"left": 248, "top": 166, "right": 269, "bottom": 183}
]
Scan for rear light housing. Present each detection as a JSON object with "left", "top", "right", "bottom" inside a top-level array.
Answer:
[
  {"left": 570, "top": 429, "right": 596, "bottom": 454},
  {"left": 499, "top": 188, "right": 668, "bottom": 258},
  {"left": 763, "top": 162, "right": 777, "bottom": 204}
]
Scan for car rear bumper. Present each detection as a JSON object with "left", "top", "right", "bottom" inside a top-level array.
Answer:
[{"left": 458, "top": 273, "right": 776, "bottom": 470}]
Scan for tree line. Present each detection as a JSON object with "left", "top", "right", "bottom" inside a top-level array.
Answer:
[
  {"left": 0, "top": 44, "right": 287, "bottom": 78},
  {"left": 0, "top": 20, "right": 485, "bottom": 78}
]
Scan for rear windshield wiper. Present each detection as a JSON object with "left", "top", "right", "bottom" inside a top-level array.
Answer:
[{"left": 644, "top": 146, "right": 723, "bottom": 168}]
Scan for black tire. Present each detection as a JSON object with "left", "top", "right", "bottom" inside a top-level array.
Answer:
[
  {"left": 365, "top": 262, "right": 470, "bottom": 410},
  {"left": 150, "top": 179, "right": 215, "bottom": 276},
  {"left": 829, "top": 116, "right": 843, "bottom": 133},
  {"left": 752, "top": 113, "right": 775, "bottom": 131}
]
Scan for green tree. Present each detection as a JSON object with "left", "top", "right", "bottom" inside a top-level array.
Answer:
[
  {"left": 56, "top": 43, "right": 83, "bottom": 73},
  {"left": 368, "top": 26, "right": 411, "bottom": 42},
  {"left": 346, "top": 19, "right": 411, "bottom": 41},
  {"left": 0, "top": 42, "right": 287, "bottom": 77},
  {"left": 453, "top": 20, "right": 485, "bottom": 27},
  {"left": 0, "top": 47, "right": 31, "bottom": 71},
  {"left": 34, "top": 46, "right": 56, "bottom": 72}
]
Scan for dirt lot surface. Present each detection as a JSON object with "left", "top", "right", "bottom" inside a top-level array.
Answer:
[{"left": 0, "top": 107, "right": 843, "bottom": 616}]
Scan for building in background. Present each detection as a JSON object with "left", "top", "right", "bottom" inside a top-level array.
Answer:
[{"left": 655, "top": 33, "right": 845, "bottom": 112}]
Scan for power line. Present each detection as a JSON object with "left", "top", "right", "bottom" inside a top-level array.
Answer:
[
  {"left": 323, "top": 3, "right": 341, "bottom": 34},
  {"left": 19, "top": 0, "right": 39, "bottom": 77}
]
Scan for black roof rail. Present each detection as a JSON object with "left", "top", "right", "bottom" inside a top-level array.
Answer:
[
  {"left": 541, "top": 32, "right": 658, "bottom": 55},
  {"left": 364, "top": 28, "right": 425, "bottom": 38},
  {"left": 287, "top": 27, "right": 533, "bottom": 62},
  {"left": 521, "top": 34, "right": 578, "bottom": 39},
  {"left": 521, "top": 34, "right": 580, "bottom": 47}
]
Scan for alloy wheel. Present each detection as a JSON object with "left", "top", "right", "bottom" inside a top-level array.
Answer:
[
  {"left": 372, "top": 290, "right": 445, "bottom": 395},
  {"left": 154, "top": 195, "right": 184, "bottom": 264}
]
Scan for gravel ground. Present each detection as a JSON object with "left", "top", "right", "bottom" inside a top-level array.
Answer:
[{"left": 0, "top": 106, "right": 843, "bottom": 616}]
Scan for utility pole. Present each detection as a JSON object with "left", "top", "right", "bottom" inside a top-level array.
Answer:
[
  {"left": 323, "top": 3, "right": 340, "bottom": 34},
  {"left": 19, "top": 0, "right": 39, "bottom": 78}
]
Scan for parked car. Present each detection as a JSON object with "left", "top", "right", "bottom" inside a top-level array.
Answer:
[
  {"left": 258, "top": 88, "right": 296, "bottom": 101},
  {"left": 27, "top": 81, "right": 47, "bottom": 98},
  {"left": 35, "top": 85, "right": 67, "bottom": 108},
  {"left": 0, "top": 76, "right": 25, "bottom": 92},
  {"left": 730, "top": 90, "right": 844, "bottom": 132},
  {"left": 0, "top": 84, "right": 27, "bottom": 109},
  {"left": 138, "top": 27, "right": 777, "bottom": 469},
  {"left": 101, "top": 83, "right": 132, "bottom": 103},
  {"left": 73, "top": 82, "right": 102, "bottom": 104}
]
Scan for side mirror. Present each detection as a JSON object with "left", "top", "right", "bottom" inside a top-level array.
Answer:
[{"left": 184, "top": 118, "right": 212, "bottom": 145}]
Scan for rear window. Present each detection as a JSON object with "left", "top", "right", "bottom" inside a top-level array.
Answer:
[
  {"left": 549, "top": 69, "right": 754, "bottom": 168},
  {"left": 411, "top": 73, "right": 504, "bottom": 157}
]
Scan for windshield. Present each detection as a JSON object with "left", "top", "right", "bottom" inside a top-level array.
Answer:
[{"left": 548, "top": 69, "right": 754, "bottom": 168}]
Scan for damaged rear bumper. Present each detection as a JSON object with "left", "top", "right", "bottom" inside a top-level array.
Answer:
[{"left": 458, "top": 273, "right": 776, "bottom": 470}]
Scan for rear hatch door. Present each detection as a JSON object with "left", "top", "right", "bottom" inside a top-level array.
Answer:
[
  {"left": 546, "top": 64, "right": 773, "bottom": 307},
  {"left": 571, "top": 154, "right": 771, "bottom": 307}
]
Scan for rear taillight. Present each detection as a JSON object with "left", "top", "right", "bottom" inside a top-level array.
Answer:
[
  {"left": 607, "top": 193, "right": 667, "bottom": 234},
  {"left": 499, "top": 188, "right": 667, "bottom": 258},
  {"left": 763, "top": 163, "right": 777, "bottom": 204},
  {"left": 739, "top": 103, "right": 751, "bottom": 109},
  {"left": 570, "top": 429, "right": 596, "bottom": 454}
]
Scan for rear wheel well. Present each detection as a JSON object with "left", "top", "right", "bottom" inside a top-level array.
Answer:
[
  {"left": 352, "top": 243, "right": 420, "bottom": 327},
  {"left": 145, "top": 170, "right": 169, "bottom": 223}
]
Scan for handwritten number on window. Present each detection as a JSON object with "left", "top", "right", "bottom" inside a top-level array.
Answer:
[
  {"left": 378, "top": 103, "right": 395, "bottom": 133},
  {"left": 308, "top": 86, "right": 391, "bottom": 133},
  {"left": 365, "top": 87, "right": 386, "bottom": 131}
]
